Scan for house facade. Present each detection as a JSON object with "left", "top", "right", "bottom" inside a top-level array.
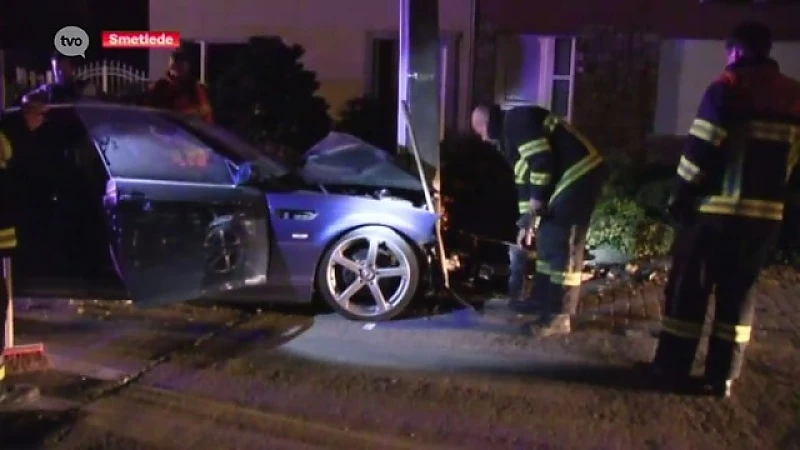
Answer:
[
  {"left": 150, "top": 0, "right": 800, "bottom": 158},
  {"left": 475, "top": 0, "right": 800, "bottom": 163},
  {"left": 149, "top": 0, "right": 475, "bottom": 130}
]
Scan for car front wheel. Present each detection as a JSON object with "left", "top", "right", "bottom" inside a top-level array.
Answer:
[{"left": 316, "top": 226, "right": 420, "bottom": 321}]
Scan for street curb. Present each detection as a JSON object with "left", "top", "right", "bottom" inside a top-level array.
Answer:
[
  {"left": 0, "top": 384, "right": 41, "bottom": 412},
  {"left": 47, "top": 353, "right": 129, "bottom": 382}
]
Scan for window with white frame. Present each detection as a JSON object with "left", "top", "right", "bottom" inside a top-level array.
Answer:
[{"left": 495, "top": 35, "right": 577, "bottom": 120}]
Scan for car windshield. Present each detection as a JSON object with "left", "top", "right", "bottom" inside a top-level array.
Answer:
[
  {"left": 301, "top": 133, "right": 423, "bottom": 191},
  {"left": 178, "top": 115, "right": 289, "bottom": 178}
]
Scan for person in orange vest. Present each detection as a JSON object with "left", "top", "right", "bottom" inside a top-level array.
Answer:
[{"left": 145, "top": 49, "right": 213, "bottom": 123}]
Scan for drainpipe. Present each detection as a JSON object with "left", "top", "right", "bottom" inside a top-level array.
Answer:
[{"left": 466, "top": 0, "right": 478, "bottom": 115}]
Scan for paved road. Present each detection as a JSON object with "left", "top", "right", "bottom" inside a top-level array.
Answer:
[{"left": 2, "top": 266, "right": 799, "bottom": 449}]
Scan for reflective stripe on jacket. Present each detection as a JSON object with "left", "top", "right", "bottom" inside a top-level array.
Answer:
[
  {"left": 0, "top": 131, "right": 17, "bottom": 250},
  {"left": 503, "top": 105, "right": 603, "bottom": 214},
  {"left": 675, "top": 58, "right": 800, "bottom": 221}
]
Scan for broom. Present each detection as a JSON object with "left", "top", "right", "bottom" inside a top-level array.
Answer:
[{"left": 3, "top": 256, "right": 48, "bottom": 373}]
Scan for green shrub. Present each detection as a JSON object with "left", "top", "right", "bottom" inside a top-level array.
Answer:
[
  {"left": 635, "top": 178, "right": 672, "bottom": 221},
  {"left": 587, "top": 195, "right": 675, "bottom": 259}
]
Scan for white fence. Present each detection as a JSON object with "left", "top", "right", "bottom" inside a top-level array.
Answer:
[{"left": 12, "top": 59, "right": 148, "bottom": 96}]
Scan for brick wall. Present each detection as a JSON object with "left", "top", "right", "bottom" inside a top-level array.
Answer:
[{"left": 572, "top": 26, "right": 661, "bottom": 166}]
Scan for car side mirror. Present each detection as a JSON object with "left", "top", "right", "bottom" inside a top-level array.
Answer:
[{"left": 234, "top": 162, "right": 264, "bottom": 186}]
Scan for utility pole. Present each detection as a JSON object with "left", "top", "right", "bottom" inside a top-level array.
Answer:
[{"left": 398, "top": 0, "right": 440, "bottom": 175}]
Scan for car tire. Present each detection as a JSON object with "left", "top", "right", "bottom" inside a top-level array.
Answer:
[{"left": 316, "top": 226, "right": 421, "bottom": 321}]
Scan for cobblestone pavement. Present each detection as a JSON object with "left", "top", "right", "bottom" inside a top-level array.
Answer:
[{"left": 572, "top": 265, "right": 800, "bottom": 340}]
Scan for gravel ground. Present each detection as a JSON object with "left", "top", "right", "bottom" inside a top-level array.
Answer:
[{"left": 2, "top": 267, "right": 799, "bottom": 450}]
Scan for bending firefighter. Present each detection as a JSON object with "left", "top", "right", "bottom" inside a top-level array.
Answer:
[
  {"left": 644, "top": 21, "right": 800, "bottom": 398},
  {"left": 503, "top": 106, "right": 608, "bottom": 336}
]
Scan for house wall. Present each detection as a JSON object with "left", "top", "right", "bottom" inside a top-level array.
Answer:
[
  {"left": 480, "top": 0, "right": 800, "bottom": 40},
  {"left": 654, "top": 39, "right": 800, "bottom": 135},
  {"left": 149, "top": 0, "right": 474, "bottom": 124}
]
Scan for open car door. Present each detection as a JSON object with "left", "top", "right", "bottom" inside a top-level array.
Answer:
[{"left": 78, "top": 105, "right": 270, "bottom": 307}]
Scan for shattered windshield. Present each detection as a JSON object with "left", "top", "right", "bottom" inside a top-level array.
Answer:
[{"left": 300, "top": 133, "right": 423, "bottom": 191}]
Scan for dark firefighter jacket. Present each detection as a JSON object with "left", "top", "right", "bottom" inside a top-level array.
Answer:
[
  {"left": 503, "top": 106, "right": 604, "bottom": 214},
  {"left": 674, "top": 58, "right": 800, "bottom": 222},
  {"left": 0, "top": 127, "right": 18, "bottom": 253},
  {"left": 145, "top": 74, "right": 213, "bottom": 123}
]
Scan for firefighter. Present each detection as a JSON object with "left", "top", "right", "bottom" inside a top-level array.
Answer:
[
  {"left": 0, "top": 96, "right": 47, "bottom": 402},
  {"left": 20, "top": 53, "right": 96, "bottom": 105},
  {"left": 471, "top": 104, "right": 528, "bottom": 301},
  {"left": 644, "top": 21, "right": 800, "bottom": 398},
  {"left": 145, "top": 49, "right": 213, "bottom": 123},
  {"left": 503, "top": 105, "right": 608, "bottom": 336}
]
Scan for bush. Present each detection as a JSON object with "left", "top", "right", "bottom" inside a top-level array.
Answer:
[
  {"left": 587, "top": 195, "right": 675, "bottom": 259},
  {"left": 212, "top": 36, "right": 331, "bottom": 160},
  {"left": 635, "top": 178, "right": 672, "bottom": 221},
  {"left": 335, "top": 96, "right": 397, "bottom": 152}
]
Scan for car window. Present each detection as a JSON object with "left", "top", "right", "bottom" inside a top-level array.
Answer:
[
  {"left": 178, "top": 115, "right": 288, "bottom": 177},
  {"left": 76, "top": 107, "right": 233, "bottom": 184}
]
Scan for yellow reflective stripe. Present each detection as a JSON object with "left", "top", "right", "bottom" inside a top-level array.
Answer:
[
  {"left": 518, "top": 200, "right": 529, "bottom": 214},
  {"left": 514, "top": 159, "right": 528, "bottom": 185},
  {"left": 661, "top": 316, "right": 703, "bottom": 339},
  {"left": 676, "top": 155, "right": 702, "bottom": 183},
  {"left": 543, "top": 114, "right": 560, "bottom": 133},
  {"left": 0, "top": 227, "right": 16, "bottom": 250},
  {"left": 698, "top": 196, "right": 784, "bottom": 220},
  {"left": 0, "top": 362, "right": 5, "bottom": 382},
  {"left": 529, "top": 171, "right": 551, "bottom": 186},
  {"left": 549, "top": 153, "right": 604, "bottom": 203},
  {"left": 535, "top": 260, "right": 583, "bottom": 286},
  {"left": 712, "top": 322, "right": 751, "bottom": 343},
  {"left": 788, "top": 140, "right": 800, "bottom": 182},
  {"left": 518, "top": 138, "right": 550, "bottom": 158},
  {"left": 689, "top": 119, "right": 727, "bottom": 146},
  {"left": 0, "top": 132, "right": 12, "bottom": 169},
  {"left": 749, "top": 121, "right": 797, "bottom": 143}
]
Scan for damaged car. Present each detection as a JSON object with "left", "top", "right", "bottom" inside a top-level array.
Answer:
[{"left": 5, "top": 103, "right": 513, "bottom": 321}]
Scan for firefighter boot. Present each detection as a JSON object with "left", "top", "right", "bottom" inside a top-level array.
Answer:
[
  {"left": 522, "top": 313, "right": 571, "bottom": 337},
  {"left": 701, "top": 378, "right": 733, "bottom": 399}
]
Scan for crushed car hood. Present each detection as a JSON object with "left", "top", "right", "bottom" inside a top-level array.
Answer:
[{"left": 299, "top": 132, "right": 424, "bottom": 192}]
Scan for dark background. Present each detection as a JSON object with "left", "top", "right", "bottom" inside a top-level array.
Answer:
[{"left": 0, "top": 0, "right": 149, "bottom": 71}]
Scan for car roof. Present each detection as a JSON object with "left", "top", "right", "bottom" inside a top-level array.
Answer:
[{"left": 2, "top": 102, "right": 169, "bottom": 116}]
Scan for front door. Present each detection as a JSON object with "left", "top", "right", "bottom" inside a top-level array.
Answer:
[{"left": 77, "top": 106, "right": 270, "bottom": 307}]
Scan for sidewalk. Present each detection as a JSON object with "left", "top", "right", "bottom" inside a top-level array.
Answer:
[{"left": 574, "top": 264, "right": 800, "bottom": 340}]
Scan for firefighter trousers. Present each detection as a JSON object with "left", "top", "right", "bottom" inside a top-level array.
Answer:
[
  {"left": 524, "top": 164, "right": 608, "bottom": 315},
  {"left": 653, "top": 217, "right": 779, "bottom": 381}
]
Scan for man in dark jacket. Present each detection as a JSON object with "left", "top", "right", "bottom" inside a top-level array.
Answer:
[
  {"left": 503, "top": 105, "right": 608, "bottom": 336},
  {"left": 643, "top": 22, "right": 800, "bottom": 398},
  {"left": 471, "top": 104, "right": 529, "bottom": 300}
]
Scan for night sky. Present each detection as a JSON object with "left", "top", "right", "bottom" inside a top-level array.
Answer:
[{"left": 1, "top": 0, "right": 149, "bottom": 70}]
